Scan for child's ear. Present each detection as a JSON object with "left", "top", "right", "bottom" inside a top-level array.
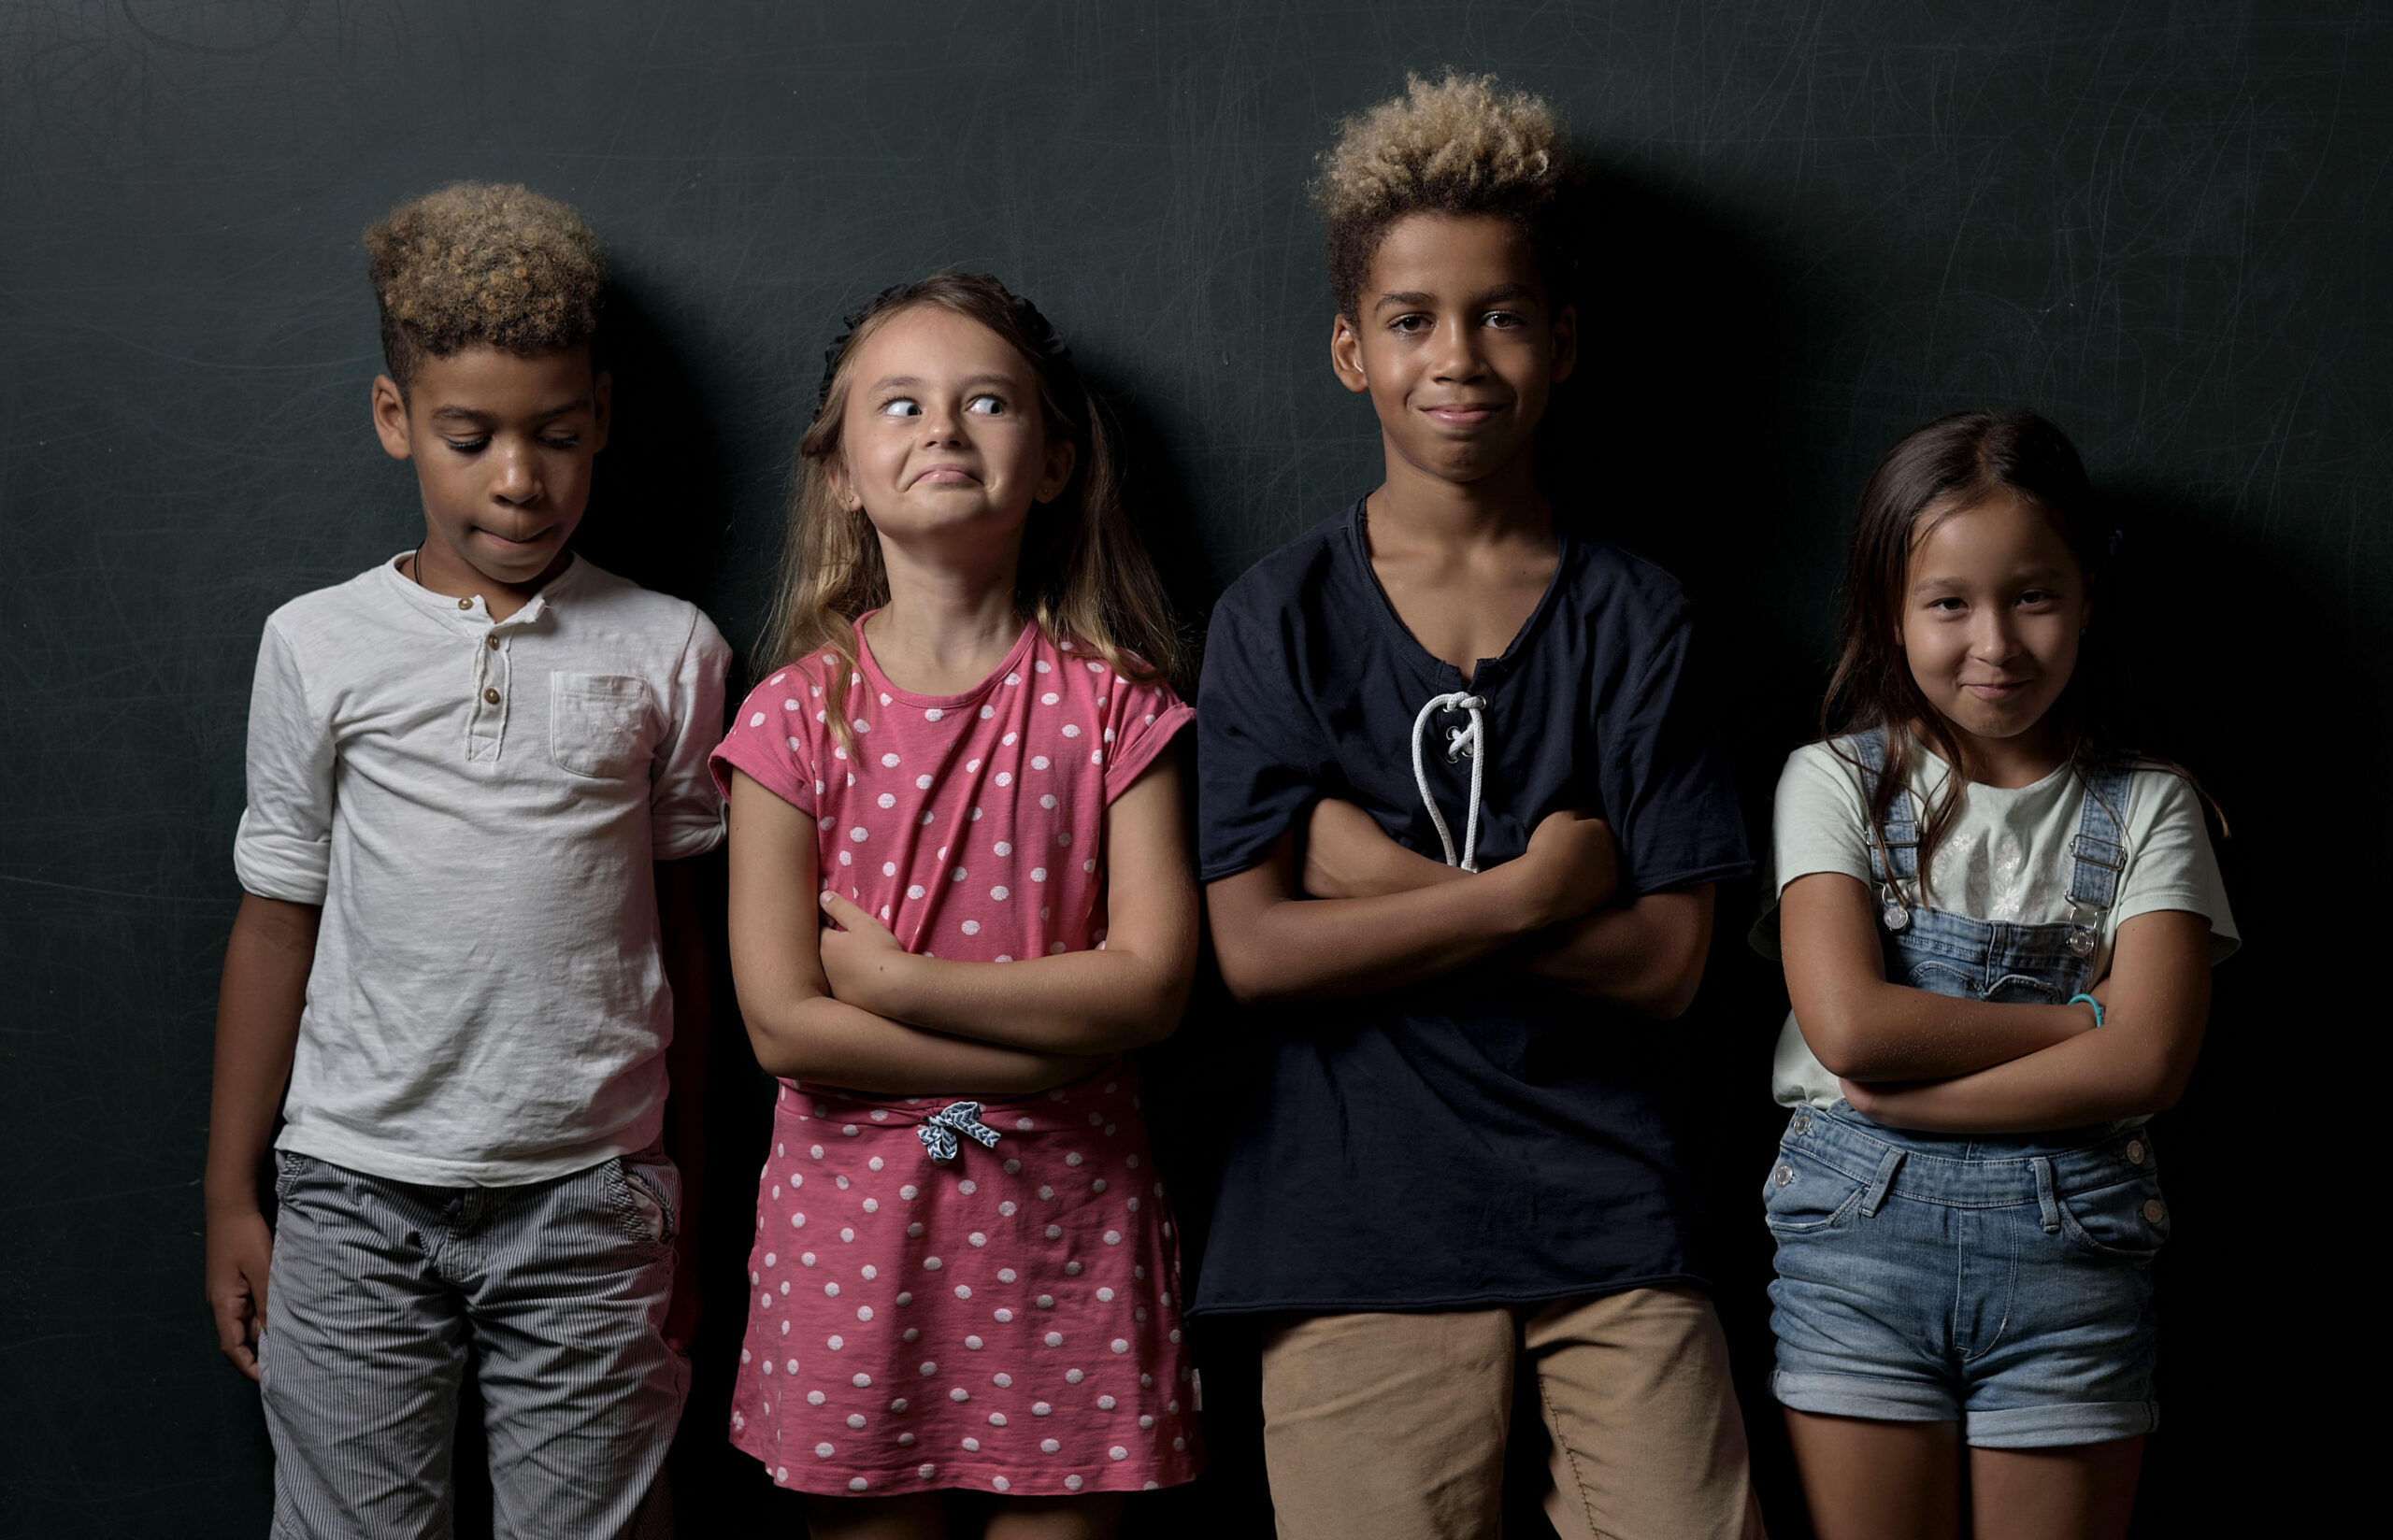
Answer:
[
  {"left": 825, "top": 455, "right": 862, "bottom": 514},
  {"left": 1549, "top": 303, "right": 1579, "bottom": 386},
  {"left": 1036, "top": 437, "right": 1078, "bottom": 504},
  {"left": 1328, "top": 313, "right": 1371, "bottom": 395},
  {"left": 370, "top": 375, "right": 413, "bottom": 462}
]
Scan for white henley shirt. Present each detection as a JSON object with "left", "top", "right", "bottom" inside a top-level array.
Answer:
[{"left": 235, "top": 554, "right": 729, "bottom": 1185}]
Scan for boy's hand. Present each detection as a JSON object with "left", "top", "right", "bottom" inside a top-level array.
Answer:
[
  {"left": 1506, "top": 810, "right": 1619, "bottom": 928},
  {"left": 817, "top": 891, "right": 918, "bottom": 1019},
  {"left": 1303, "top": 798, "right": 1459, "bottom": 899},
  {"left": 206, "top": 1203, "right": 274, "bottom": 1382}
]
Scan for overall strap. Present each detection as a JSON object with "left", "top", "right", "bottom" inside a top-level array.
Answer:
[
  {"left": 1854, "top": 728, "right": 1921, "bottom": 930},
  {"left": 2062, "top": 760, "right": 2134, "bottom": 958}
]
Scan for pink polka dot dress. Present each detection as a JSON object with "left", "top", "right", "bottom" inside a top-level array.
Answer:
[{"left": 709, "top": 617, "right": 1202, "bottom": 1498}]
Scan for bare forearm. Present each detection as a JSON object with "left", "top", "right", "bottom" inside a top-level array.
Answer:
[
  {"left": 1217, "top": 872, "right": 1542, "bottom": 1004},
  {"left": 1801, "top": 981, "right": 2093, "bottom": 1081},
  {"left": 871, "top": 950, "right": 1191, "bottom": 1055},
  {"left": 1847, "top": 1019, "right": 2196, "bottom": 1132},
  {"left": 1524, "top": 889, "right": 1712, "bottom": 1018},
  {"left": 205, "top": 894, "right": 319, "bottom": 1212},
  {"left": 742, "top": 993, "right": 1100, "bottom": 1096}
]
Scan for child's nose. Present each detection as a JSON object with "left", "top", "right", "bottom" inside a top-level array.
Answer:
[
  {"left": 1430, "top": 319, "right": 1485, "bottom": 382},
  {"left": 492, "top": 443, "right": 540, "bottom": 502},
  {"left": 1970, "top": 610, "right": 2022, "bottom": 660}
]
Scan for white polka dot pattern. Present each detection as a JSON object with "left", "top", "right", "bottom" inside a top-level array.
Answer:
[
  {"left": 729, "top": 1074, "right": 1201, "bottom": 1496},
  {"left": 711, "top": 622, "right": 1200, "bottom": 1494},
  {"left": 710, "top": 621, "right": 1191, "bottom": 973}
]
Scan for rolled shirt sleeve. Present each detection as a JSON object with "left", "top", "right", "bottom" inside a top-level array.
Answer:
[{"left": 232, "top": 620, "right": 335, "bottom": 905}]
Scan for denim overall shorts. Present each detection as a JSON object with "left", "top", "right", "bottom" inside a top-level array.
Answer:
[{"left": 1764, "top": 731, "right": 2168, "bottom": 1448}]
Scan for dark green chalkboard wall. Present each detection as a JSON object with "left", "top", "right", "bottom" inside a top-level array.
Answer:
[{"left": 3, "top": 3, "right": 2380, "bottom": 1534}]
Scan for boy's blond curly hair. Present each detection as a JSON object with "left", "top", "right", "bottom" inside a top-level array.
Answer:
[
  {"left": 1316, "top": 73, "right": 1569, "bottom": 319},
  {"left": 364, "top": 182, "right": 606, "bottom": 387}
]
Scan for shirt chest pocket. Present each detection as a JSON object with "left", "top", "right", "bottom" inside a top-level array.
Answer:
[{"left": 550, "top": 673, "right": 655, "bottom": 779}]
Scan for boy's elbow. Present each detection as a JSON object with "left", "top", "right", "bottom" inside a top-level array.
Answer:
[
  {"left": 1625, "top": 922, "right": 1710, "bottom": 1020},
  {"left": 1211, "top": 928, "right": 1296, "bottom": 1007}
]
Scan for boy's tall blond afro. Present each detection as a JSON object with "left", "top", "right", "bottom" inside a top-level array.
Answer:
[
  {"left": 365, "top": 181, "right": 606, "bottom": 387},
  {"left": 1315, "top": 73, "right": 1569, "bottom": 319}
]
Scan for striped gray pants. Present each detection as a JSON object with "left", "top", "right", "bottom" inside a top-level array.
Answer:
[{"left": 260, "top": 1147, "right": 688, "bottom": 1539}]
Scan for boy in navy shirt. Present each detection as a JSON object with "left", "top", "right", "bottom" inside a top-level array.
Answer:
[{"left": 1197, "top": 76, "right": 1765, "bottom": 1539}]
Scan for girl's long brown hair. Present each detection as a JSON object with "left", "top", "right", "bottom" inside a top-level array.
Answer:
[
  {"left": 763, "top": 274, "right": 1186, "bottom": 754},
  {"left": 1825, "top": 409, "right": 2185, "bottom": 894}
]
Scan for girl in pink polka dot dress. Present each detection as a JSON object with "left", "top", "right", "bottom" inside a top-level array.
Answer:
[{"left": 714, "top": 275, "right": 1202, "bottom": 1532}]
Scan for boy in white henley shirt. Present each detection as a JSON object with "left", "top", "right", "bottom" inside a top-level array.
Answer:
[{"left": 201, "top": 183, "right": 728, "bottom": 1539}]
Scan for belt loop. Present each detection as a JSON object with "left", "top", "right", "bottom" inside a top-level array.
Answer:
[
  {"left": 1861, "top": 1148, "right": 1906, "bottom": 1218},
  {"left": 2031, "top": 1156, "right": 2062, "bottom": 1233}
]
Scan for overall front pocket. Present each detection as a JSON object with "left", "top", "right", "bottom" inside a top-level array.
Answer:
[
  {"left": 2056, "top": 1170, "right": 2171, "bottom": 1261},
  {"left": 551, "top": 673, "right": 653, "bottom": 779},
  {"left": 1763, "top": 1148, "right": 1869, "bottom": 1234}
]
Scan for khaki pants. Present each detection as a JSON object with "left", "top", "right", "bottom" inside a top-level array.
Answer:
[{"left": 1260, "top": 1288, "right": 1765, "bottom": 1540}]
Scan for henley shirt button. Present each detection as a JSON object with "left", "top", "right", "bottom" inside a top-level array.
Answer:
[
  {"left": 1773, "top": 1164, "right": 1794, "bottom": 1186},
  {"left": 482, "top": 688, "right": 500, "bottom": 705},
  {"left": 485, "top": 635, "right": 499, "bottom": 649},
  {"left": 2142, "top": 1199, "right": 2165, "bottom": 1224},
  {"left": 2126, "top": 1140, "right": 2145, "bottom": 1164},
  {"left": 457, "top": 597, "right": 472, "bottom": 610}
]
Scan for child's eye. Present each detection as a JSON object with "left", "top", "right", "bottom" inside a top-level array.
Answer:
[
  {"left": 880, "top": 396, "right": 923, "bottom": 418},
  {"left": 1927, "top": 596, "right": 1968, "bottom": 613},
  {"left": 444, "top": 437, "right": 490, "bottom": 453},
  {"left": 2015, "top": 588, "right": 2056, "bottom": 606},
  {"left": 1482, "top": 310, "right": 1525, "bottom": 329},
  {"left": 1389, "top": 314, "right": 1432, "bottom": 335},
  {"left": 539, "top": 435, "right": 580, "bottom": 449},
  {"left": 967, "top": 394, "right": 1005, "bottom": 416}
]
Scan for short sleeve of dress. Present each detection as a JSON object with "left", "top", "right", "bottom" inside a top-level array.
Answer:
[
  {"left": 1097, "top": 666, "right": 1194, "bottom": 804},
  {"left": 1195, "top": 588, "right": 1328, "bottom": 884},
  {"left": 709, "top": 663, "right": 824, "bottom": 817},
  {"left": 1750, "top": 741, "right": 1875, "bottom": 961},
  {"left": 2115, "top": 769, "right": 2240, "bottom": 963}
]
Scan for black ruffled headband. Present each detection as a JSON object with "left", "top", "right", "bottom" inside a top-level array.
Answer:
[{"left": 816, "top": 276, "right": 1078, "bottom": 416}]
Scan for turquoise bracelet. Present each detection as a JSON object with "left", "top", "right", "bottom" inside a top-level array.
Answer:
[{"left": 2069, "top": 992, "right": 2104, "bottom": 1028}]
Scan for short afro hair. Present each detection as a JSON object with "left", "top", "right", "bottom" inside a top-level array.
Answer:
[
  {"left": 365, "top": 181, "right": 606, "bottom": 388},
  {"left": 1316, "top": 73, "right": 1569, "bottom": 320}
]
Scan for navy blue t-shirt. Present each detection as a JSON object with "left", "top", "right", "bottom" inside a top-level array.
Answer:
[{"left": 1191, "top": 499, "right": 1751, "bottom": 1314}]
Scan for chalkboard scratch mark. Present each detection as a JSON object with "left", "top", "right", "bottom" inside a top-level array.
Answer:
[
  {"left": 0, "top": 872, "right": 223, "bottom": 905},
  {"left": 0, "top": 1176, "right": 197, "bottom": 1216}
]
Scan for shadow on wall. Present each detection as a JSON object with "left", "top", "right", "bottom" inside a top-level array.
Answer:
[
  {"left": 2075, "top": 481, "right": 2323, "bottom": 1539},
  {"left": 574, "top": 277, "right": 738, "bottom": 607}
]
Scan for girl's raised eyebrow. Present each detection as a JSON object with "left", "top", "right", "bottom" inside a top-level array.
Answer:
[{"left": 866, "top": 373, "right": 1016, "bottom": 393}]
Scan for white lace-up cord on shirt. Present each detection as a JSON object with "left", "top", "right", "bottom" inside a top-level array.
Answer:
[{"left": 1410, "top": 691, "right": 1489, "bottom": 871}]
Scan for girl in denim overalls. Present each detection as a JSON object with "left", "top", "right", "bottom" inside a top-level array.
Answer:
[{"left": 1754, "top": 410, "right": 2236, "bottom": 1540}]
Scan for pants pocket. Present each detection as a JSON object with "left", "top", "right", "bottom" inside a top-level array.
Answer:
[
  {"left": 607, "top": 1148, "right": 680, "bottom": 1256},
  {"left": 2056, "top": 1171, "right": 2170, "bottom": 1260}
]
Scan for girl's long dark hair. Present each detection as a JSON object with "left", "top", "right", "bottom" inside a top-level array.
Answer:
[{"left": 1825, "top": 409, "right": 2165, "bottom": 892}]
